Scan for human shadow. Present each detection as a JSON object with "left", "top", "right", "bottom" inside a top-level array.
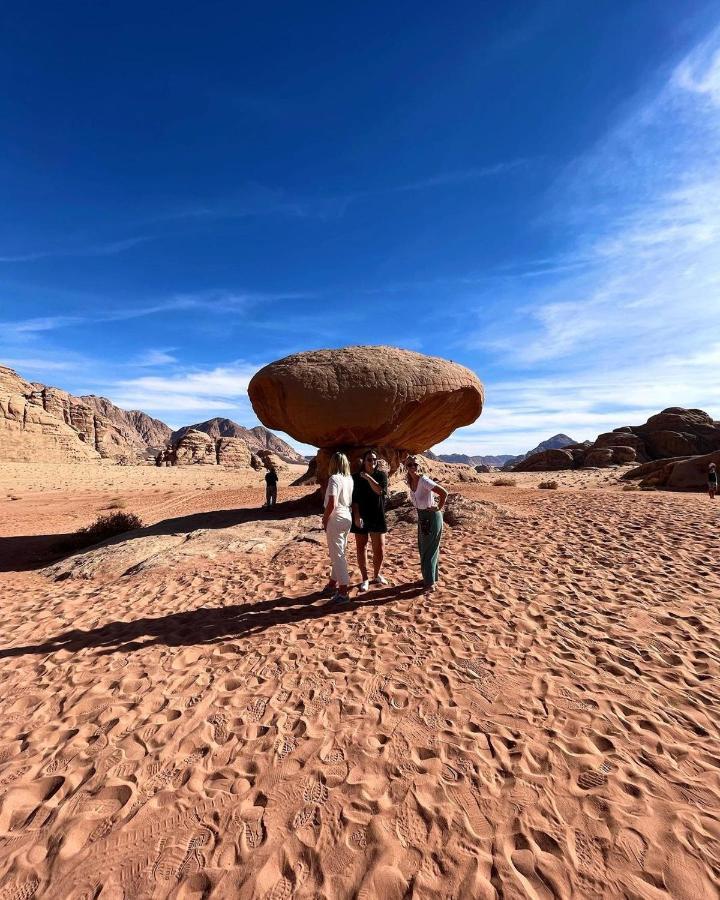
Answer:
[
  {"left": 0, "top": 492, "right": 322, "bottom": 574},
  {"left": 0, "top": 581, "right": 425, "bottom": 659}
]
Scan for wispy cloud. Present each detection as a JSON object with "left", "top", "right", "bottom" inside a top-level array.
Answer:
[
  {"left": 460, "top": 25, "right": 720, "bottom": 374},
  {"left": 0, "top": 235, "right": 152, "bottom": 263},
  {"left": 131, "top": 349, "right": 178, "bottom": 367},
  {"left": 397, "top": 159, "right": 530, "bottom": 192}
]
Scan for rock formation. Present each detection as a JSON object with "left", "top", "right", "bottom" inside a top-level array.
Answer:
[
  {"left": 514, "top": 408, "right": 720, "bottom": 472},
  {"left": 170, "top": 430, "right": 258, "bottom": 469},
  {"left": 0, "top": 364, "right": 178, "bottom": 464},
  {"left": 80, "top": 395, "right": 171, "bottom": 449},
  {"left": 248, "top": 346, "right": 484, "bottom": 485},
  {"left": 630, "top": 449, "right": 720, "bottom": 491},
  {"left": 1, "top": 366, "right": 101, "bottom": 463},
  {"left": 170, "top": 418, "right": 304, "bottom": 464},
  {"left": 173, "top": 428, "right": 218, "bottom": 465},
  {"left": 217, "top": 436, "right": 254, "bottom": 468}
]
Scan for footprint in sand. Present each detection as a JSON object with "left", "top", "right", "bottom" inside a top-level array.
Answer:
[
  {"left": 578, "top": 770, "right": 608, "bottom": 790},
  {"left": 0, "top": 877, "right": 40, "bottom": 900},
  {"left": 303, "top": 775, "right": 329, "bottom": 806},
  {"left": 207, "top": 712, "right": 229, "bottom": 744}
]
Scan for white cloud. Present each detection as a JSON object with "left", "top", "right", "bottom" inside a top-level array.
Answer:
[
  {"left": 131, "top": 349, "right": 178, "bottom": 367},
  {"left": 436, "top": 343, "right": 720, "bottom": 454},
  {"left": 99, "top": 362, "right": 259, "bottom": 416},
  {"left": 674, "top": 30, "right": 720, "bottom": 106}
]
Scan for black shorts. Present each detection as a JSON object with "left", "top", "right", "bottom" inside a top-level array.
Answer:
[{"left": 350, "top": 515, "right": 387, "bottom": 535}]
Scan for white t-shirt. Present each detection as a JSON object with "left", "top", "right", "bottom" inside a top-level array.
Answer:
[
  {"left": 411, "top": 475, "right": 438, "bottom": 509},
  {"left": 325, "top": 473, "right": 353, "bottom": 512}
]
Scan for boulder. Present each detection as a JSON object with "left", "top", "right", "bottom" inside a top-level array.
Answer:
[
  {"left": 173, "top": 428, "right": 217, "bottom": 465},
  {"left": 666, "top": 450, "right": 720, "bottom": 489},
  {"left": 593, "top": 431, "right": 646, "bottom": 455},
  {"left": 248, "top": 346, "right": 483, "bottom": 456},
  {"left": 639, "top": 449, "right": 720, "bottom": 491},
  {"left": 642, "top": 430, "right": 698, "bottom": 459},
  {"left": 255, "top": 449, "right": 287, "bottom": 473},
  {"left": 551, "top": 407, "right": 720, "bottom": 474},
  {"left": 513, "top": 448, "right": 575, "bottom": 472},
  {"left": 609, "top": 445, "right": 638, "bottom": 464},
  {"left": 216, "top": 436, "right": 253, "bottom": 468},
  {"left": 622, "top": 456, "right": 689, "bottom": 481}
]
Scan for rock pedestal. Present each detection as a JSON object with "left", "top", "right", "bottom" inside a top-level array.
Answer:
[{"left": 248, "top": 346, "right": 484, "bottom": 489}]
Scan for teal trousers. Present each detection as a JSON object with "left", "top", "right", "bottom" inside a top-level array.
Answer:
[{"left": 417, "top": 509, "right": 443, "bottom": 586}]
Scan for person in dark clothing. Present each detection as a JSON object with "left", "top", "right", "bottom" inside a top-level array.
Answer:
[
  {"left": 265, "top": 468, "right": 278, "bottom": 506},
  {"left": 351, "top": 450, "right": 389, "bottom": 591},
  {"left": 709, "top": 463, "right": 718, "bottom": 500}
]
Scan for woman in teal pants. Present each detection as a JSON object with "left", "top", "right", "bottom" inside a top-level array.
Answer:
[{"left": 405, "top": 456, "right": 448, "bottom": 593}]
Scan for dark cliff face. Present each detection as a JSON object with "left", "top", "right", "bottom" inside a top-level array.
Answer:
[{"left": 170, "top": 418, "right": 304, "bottom": 463}]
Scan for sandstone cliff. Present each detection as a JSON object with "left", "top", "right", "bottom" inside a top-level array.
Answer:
[{"left": 1, "top": 364, "right": 173, "bottom": 464}]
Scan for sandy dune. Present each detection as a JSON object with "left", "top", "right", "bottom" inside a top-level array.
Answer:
[{"left": 0, "top": 463, "right": 719, "bottom": 898}]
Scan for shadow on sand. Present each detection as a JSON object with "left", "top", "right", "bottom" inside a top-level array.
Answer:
[
  {"left": 0, "top": 493, "right": 322, "bottom": 574},
  {"left": 0, "top": 582, "right": 425, "bottom": 659}
]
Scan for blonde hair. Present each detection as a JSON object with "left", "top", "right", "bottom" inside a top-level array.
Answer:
[{"left": 328, "top": 452, "right": 350, "bottom": 477}]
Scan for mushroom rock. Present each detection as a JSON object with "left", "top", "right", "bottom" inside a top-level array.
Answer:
[{"left": 248, "top": 346, "right": 484, "bottom": 485}]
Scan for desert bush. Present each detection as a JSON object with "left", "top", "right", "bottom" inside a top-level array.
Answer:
[
  {"left": 492, "top": 477, "right": 516, "bottom": 487},
  {"left": 538, "top": 480, "right": 559, "bottom": 490},
  {"left": 56, "top": 512, "right": 143, "bottom": 553},
  {"left": 622, "top": 483, "right": 640, "bottom": 492},
  {"left": 104, "top": 499, "right": 127, "bottom": 510}
]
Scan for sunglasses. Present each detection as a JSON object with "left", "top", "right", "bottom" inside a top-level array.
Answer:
[{"left": 407, "top": 462, "right": 418, "bottom": 469}]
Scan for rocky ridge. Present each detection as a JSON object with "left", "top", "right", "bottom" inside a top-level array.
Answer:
[
  {"left": 80, "top": 395, "right": 171, "bottom": 449},
  {"left": 1, "top": 365, "right": 165, "bottom": 463},
  {"left": 514, "top": 408, "right": 720, "bottom": 474}
]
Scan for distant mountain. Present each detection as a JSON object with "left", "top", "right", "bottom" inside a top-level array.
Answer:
[
  {"left": 170, "top": 417, "right": 305, "bottom": 464},
  {"left": 80, "top": 395, "right": 172, "bottom": 449},
  {"left": 433, "top": 452, "right": 516, "bottom": 467},
  {"left": 503, "top": 434, "right": 576, "bottom": 470},
  {"left": 431, "top": 435, "right": 576, "bottom": 470}
]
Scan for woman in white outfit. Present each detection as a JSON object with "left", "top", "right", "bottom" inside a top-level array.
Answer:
[{"left": 322, "top": 452, "right": 354, "bottom": 601}]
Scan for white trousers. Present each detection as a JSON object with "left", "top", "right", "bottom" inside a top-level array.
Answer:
[{"left": 326, "top": 510, "right": 352, "bottom": 585}]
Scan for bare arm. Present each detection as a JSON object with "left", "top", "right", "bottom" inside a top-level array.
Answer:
[
  {"left": 323, "top": 495, "right": 335, "bottom": 530},
  {"left": 352, "top": 502, "right": 362, "bottom": 527},
  {"left": 432, "top": 484, "right": 448, "bottom": 511},
  {"left": 360, "top": 472, "right": 383, "bottom": 496}
]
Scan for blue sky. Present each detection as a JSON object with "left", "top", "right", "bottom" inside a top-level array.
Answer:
[{"left": 2, "top": 1, "right": 720, "bottom": 454}]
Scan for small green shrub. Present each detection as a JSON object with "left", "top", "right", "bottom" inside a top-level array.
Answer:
[
  {"left": 538, "top": 480, "right": 559, "bottom": 490},
  {"left": 492, "top": 477, "right": 516, "bottom": 487}
]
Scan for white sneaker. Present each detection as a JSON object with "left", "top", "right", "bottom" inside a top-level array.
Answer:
[
  {"left": 372, "top": 575, "right": 388, "bottom": 586},
  {"left": 359, "top": 580, "right": 370, "bottom": 592}
]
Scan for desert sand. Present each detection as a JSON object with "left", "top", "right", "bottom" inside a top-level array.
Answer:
[{"left": 1, "top": 462, "right": 719, "bottom": 898}]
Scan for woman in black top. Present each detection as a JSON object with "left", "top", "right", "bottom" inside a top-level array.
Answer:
[
  {"left": 351, "top": 450, "right": 389, "bottom": 592},
  {"left": 709, "top": 463, "right": 717, "bottom": 500}
]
